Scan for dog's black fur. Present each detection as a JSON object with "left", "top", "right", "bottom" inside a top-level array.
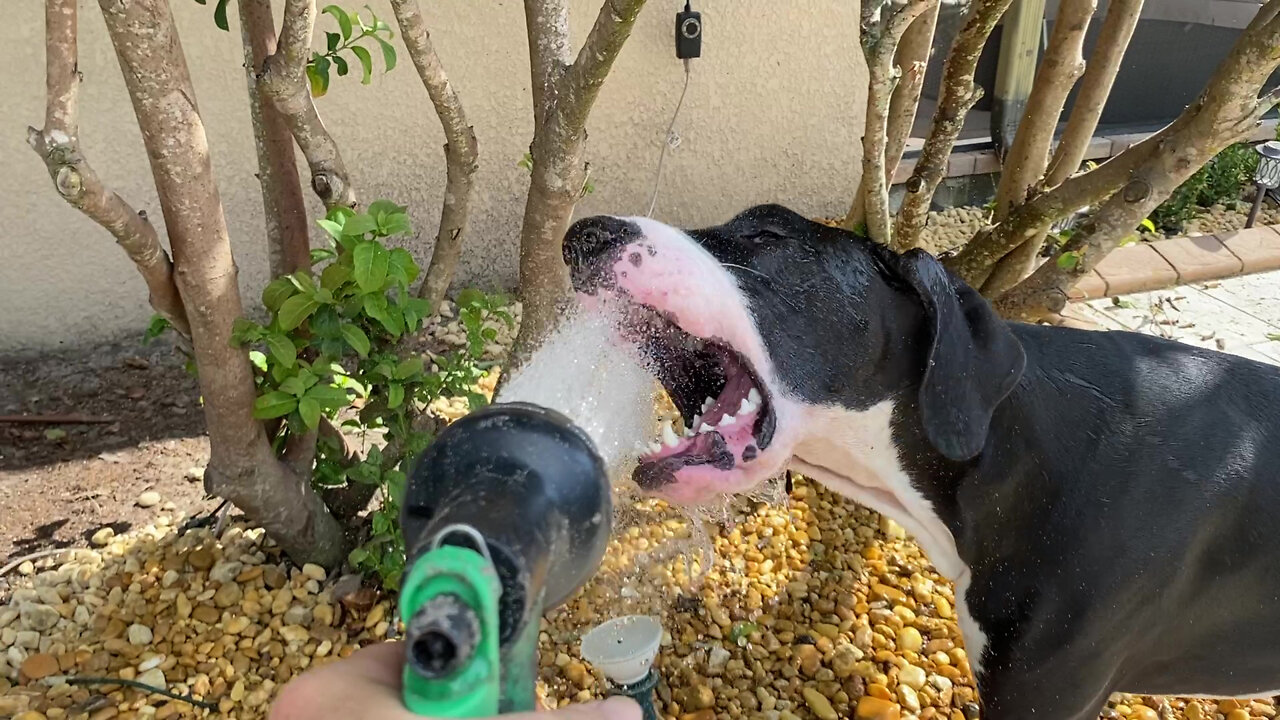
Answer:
[{"left": 564, "top": 204, "right": 1280, "bottom": 719}]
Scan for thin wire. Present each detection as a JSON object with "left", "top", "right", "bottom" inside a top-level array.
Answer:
[
  {"left": 646, "top": 58, "right": 693, "bottom": 217},
  {"left": 52, "top": 676, "right": 219, "bottom": 710}
]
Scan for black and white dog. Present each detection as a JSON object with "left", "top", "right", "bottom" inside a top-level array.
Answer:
[{"left": 561, "top": 204, "right": 1280, "bottom": 720}]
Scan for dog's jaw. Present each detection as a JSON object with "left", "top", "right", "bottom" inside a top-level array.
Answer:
[{"left": 580, "top": 216, "right": 805, "bottom": 503}]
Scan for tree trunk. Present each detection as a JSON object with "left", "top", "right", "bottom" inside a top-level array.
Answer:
[
  {"left": 997, "top": 1, "right": 1280, "bottom": 320},
  {"left": 980, "top": 0, "right": 1095, "bottom": 295},
  {"left": 508, "top": 0, "right": 648, "bottom": 366},
  {"left": 27, "top": 0, "right": 190, "bottom": 338},
  {"left": 97, "top": 0, "right": 346, "bottom": 568},
  {"left": 884, "top": 0, "right": 941, "bottom": 185},
  {"left": 847, "top": 0, "right": 936, "bottom": 247},
  {"left": 261, "top": 0, "right": 358, "bottom": 209},
  {"left": 390, "top": 0, "right": 480, "bottom": 308},
  {"left": 239, "top": 0, "right": 312, "bottom": 277},
  {"left": 895, "top": 0, "right": 1016, "bottom": 249}
]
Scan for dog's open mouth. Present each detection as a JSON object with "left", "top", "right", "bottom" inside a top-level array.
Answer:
[{"left": 616, "top": 302, "right": 777, "bottom": 492}]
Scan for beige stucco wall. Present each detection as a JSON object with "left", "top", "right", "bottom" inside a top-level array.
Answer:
[{"left": 1, "top": 0, "right": 867, "bottom": 356}]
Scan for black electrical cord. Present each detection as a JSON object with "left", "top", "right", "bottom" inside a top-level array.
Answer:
[{"left": 56, "top": 675, "right": 220, "bottom": 710}]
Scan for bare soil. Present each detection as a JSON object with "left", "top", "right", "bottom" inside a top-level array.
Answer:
[{"left": 0, "top": 337, "right": 218, "bottom": 564}]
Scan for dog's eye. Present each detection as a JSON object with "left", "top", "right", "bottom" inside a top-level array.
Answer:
[{"left": 745, "top": 228, "right": 788, "bottom": 244}]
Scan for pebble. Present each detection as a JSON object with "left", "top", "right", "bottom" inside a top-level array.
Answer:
[
  {"left": 899, "top": 664, "right": 927, "bottom": 690},
  {"left": 209, "top": 560, "right": 243, "bottom": 583},
  {"left": 896, "top": 626, "right": 924, "bottom": 653},
  {"left": 1130, "top": 706, "right": 1159, "bottom": 720},
  {"left": 137, "top": 667, "right": 166, "bottom": 688},
  {"left": 136, "top": 491, "right": 161, "bottom": 508},
  {"left": 856, "top": 695, "right": 902, "bottom": 720},
  {"left": 302, "top": 563, "right": 328, "bottom": 582},
  {"left": 802, "top": 687, "right": 838, "bottom": 720},
  {"left": 898, "top": 684, "right": 921, "bottom": 713},
  {"left": 20, "top": 653, "right": 59, "bottom": 680},
  {"left": 91, "top": 527, "right": 115, "bottom": 546},
  {"left": 127, "top": 623, "right": 153, "bottom": 646},
  {"left": 20, "top": 604, "right": 60, "bottom": 632}
]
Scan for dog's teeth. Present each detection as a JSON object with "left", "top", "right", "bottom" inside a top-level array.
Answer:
[
  {"left": 702, "top": 397, "right": 716, "bottom": 412},
  {"left": 699, "top": 423, "right": 714, "bottom": 434},
  {"left": 719, "top": 414, "right": 736, "bottom": 427},
  {"left": 738, "top": 397, "right": 755, "bottom": 415},
  {"left": 661, "top": 421, "right": 679, "bottom": 448},
  {"left": 690, "top": 414, "right": 701, "bottom": 429},
  {"left": 748, "top": 388, "right": 761, "bottom": 405},
  {"left": 648, "top": 442, "right": 662, "bottom": 454}
]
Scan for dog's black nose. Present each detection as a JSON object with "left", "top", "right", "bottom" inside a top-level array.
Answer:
[{"left": 562, "top": 215, "right": 638, "bottom": 272}]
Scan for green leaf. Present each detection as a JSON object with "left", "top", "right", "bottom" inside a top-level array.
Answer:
[
  {"left": 311, "top": 305, "right": 341, "bottom": 337},
  {"left": 143, "top": 315, "right": 171, "bottom": 344},
  {"left": 253, "top": 391, "right": 298, "bottom": 419},
  {"left": 306, "top": 56, "right": 331, "bottom": 97},
  {"left": 481, "top": 327, "right": 498, "bottom": 342},
  {"left": 387, "top": 383, "right": 405, "bottom": 409},
  {"left": 265, "top": 333, "right": 298, "bottom": 368},
  {"left": 248, "top": 350, "right": 268, "bottom": 372},
  {"left": 352, "top": 241, "right": 390, "bottom": 293},
  {"left": 230, "top": 318, "right": 263, "bottom": 346},
  {"left": 213, "top": 0, "right": 231, "bottom": 30},
  {"left": 317, "top": 218, "right": 344, "bottom": 240},
  {"left": 45, "top": 428, "right": 66, "bottom": 441},
  {"left": 277, "top": 294, "right": 321, "bottom": 331},
  {"left": 320, "top": 262, "right": 352, "bottom": 291},
  {"left": 368, "top": 199, "right": 405, "bottom": 218},
  {"left": 340, "top": 323, "right": 371, "bottom": 357},
  {"left": 380, "top": 212, "right": 412, "bottom": 237},
  {"left": 387, "top": 248, "right": 419, "bottom": 290},
  {"left": 306, "top": 383, "right": 352, "bottom": 409},
  {"left": 323, "top": 4, "right": 353, "bottom": 40},
  {"left": 348, "top": 547, "right": 371, "bottom": 566},
  {"left": 402, "top": 297, "right": 431, "bottom": 331},
  {"left": 395, "top": 357, "right": 425, "bottom": 380},
  {"left": 298, "top": 397, "right": 322, "bottom": 429},
  {"left": 1267, "top": 333, "right": 1280, "bottom": 342},
  {"left": 456, "top": 288, "right": 485, "bottom": 309},
  {"left": 343, "top": 213, "right": 378, "bottom": 237},
  {"left": 279, "top": 375, "right": 308, "bottom": 397},
  {"left": 333, "top": 54, "right": 349, "bottom": 77},
  {"left": 729, "top": 621, "right": 759, "bottom": 644},
  {"left": 1140, "top": 218, "right": 1156, "bottom": 234},
  {"left": 262, "top": 278, "right": 297, "bottom": 311},
  {"left": 386, "top": 470, "right": 407, "bottom": 505},
  {"left": 351, "top": 45, "right": 374, "bottom": 85},
  {"left": 373, "top": 35, "right": 397, "bottom": 73},
  {"left": 1056, "top": 251, "right": 1081, "bottom": 271},
  {"left": 466, "top": 392, "right": 489, "bottom": 410},
  {"left": 326, "top": 31, "right": 341, "bottom": 52},
  {"left": 288, "top": 272, "right": 317, "bottom": 295}
]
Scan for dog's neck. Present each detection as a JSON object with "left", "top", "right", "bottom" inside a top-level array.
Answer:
[{"left": 787, "top": 399, "right": 968, "bottom": 582}]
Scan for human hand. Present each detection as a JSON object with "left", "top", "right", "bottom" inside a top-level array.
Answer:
[{"left": 269, "top": 641, "right": 641, "bottom": 720}]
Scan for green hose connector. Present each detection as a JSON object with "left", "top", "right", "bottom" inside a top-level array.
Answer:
[{"left": 398, "top": 543, "right": 502, "bottom": 718}]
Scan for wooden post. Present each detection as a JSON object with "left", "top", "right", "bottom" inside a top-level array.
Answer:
[{"left": 991, "top": 0, "right": 1047, "bottom": 155}]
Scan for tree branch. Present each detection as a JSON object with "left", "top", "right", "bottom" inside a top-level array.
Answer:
[
  {"left": 894, "top": 0, "right": 1015, "bottom": 249},
  {"left": 260, "top": 0, "right": 358, "bottom": 209},
  {"left": 561, "top": 0, "right": 648, "bottom": 132},
  {"left": 1044, "top": 0, "right": 1144, "bottom": 186},
  {"left": 239, "top": 0, "right": 312, "bottom": 277},
  {"left": 980, "top": 0, "right": 1096, "bottom": 294},
  {"left": 524, "top": 0, "right": 573, "bottom": 131},
  {"left": 849, "top": 0, "right": 935, "bottom": 246},
  {"left": 390, "top": 0, "right": 481, "bottom": 308},
  {"left": 997, "top": 0, "right": 1280, "bottom": 320},
  {"left": 992, "top": 0, "right": 1095, "bottom": 222},
  {"left": 28, "top": 0, "right": 190, "bottom": 337},
  {"left": 885, "top": 0, "right": 941, "bottom": 185},
  {"left": 944, "top": 128, "right": 1158, "bottom": 286}
]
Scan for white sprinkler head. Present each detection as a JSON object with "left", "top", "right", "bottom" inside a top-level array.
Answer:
[{"left": 579, "top": 615, "right": 663, "bottom": 685}]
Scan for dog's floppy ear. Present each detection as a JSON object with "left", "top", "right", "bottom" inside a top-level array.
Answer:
[{"left": 897, "top": 249, "right": 1026, "bottom": 461}]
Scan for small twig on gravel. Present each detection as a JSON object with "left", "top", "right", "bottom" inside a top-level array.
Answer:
[
  {"left": 0, "top": 414, "right": 117, "bottom": 424},
  {"left": 52, "top": 676, "right": 219, "bottom": 710},
  {"left": 0, "top": 547, "right": 80, "bottom": 578}
]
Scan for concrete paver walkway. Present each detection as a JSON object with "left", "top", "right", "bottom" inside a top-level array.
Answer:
[{"left": 1072, "top": 270, "right": 1280, "bottom": 367}]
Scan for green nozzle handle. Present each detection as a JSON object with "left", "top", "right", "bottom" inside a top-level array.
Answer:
[{"left": 399, "top": 544, "right": 502, "bottom": 717}]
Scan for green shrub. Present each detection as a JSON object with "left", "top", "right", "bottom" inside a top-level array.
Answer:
[
  {"left": 232, "top": 200, "right": 511, "bottom": 589},
  {"left": 1150, "top": 143, "right": 1258, "bottom": 233}
]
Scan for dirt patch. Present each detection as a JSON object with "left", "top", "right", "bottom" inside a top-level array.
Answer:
[{"left": 0, "top": 337, "right": 217, "bottom": 564}]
